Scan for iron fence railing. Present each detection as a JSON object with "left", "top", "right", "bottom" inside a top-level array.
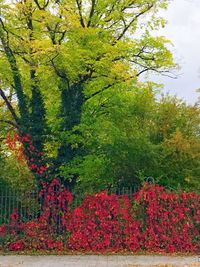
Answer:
[{"left": 0, "top": 185, "right": 140, "bottom": 224}]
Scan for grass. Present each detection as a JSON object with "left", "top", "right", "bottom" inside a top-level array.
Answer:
[{"left": 0, "top": 250, "right": 198, "bottom": 256}]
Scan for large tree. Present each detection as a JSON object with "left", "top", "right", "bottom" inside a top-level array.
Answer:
[{"left": 0, "top": 0, "right": 175, "bottom": 188}]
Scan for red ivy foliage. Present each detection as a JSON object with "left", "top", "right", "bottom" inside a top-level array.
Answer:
[
  {"left": 1, "top": 184, "right": 199, "bottom": 253},
  {"left": 1, "top": 132, "right": 200, "bottom": 253},
  {"left": 5, "top": 132, "right": 25, "bottom": 164},
  {"left": 67, "top": 192, "right": 142, "bottom": 252},
  {"left": 66, "top": 185, "right": 200, "bottom": 253},
  {"left": 134, "top": 185, "right": 200, "bottom": 253},
  {"left": 5, "top": 131, "right": 47, "bottom": 179},
  {"left": 0, "top": 178, "right": 72, "bottom": 251}
]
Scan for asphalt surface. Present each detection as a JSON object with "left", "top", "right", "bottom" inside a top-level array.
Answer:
[{"left": 0, "top": 255, "right": 200, "bottom": 267}]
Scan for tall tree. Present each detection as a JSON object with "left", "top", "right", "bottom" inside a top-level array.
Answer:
[{"left": 0, "top": 0, "right": 175, "bottom": 188}]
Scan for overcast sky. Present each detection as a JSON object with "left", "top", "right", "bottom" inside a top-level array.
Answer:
[{"left": 148, "top": 0, "right": 200, "bottom": 104}]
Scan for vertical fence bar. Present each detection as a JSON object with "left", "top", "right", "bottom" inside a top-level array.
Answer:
[
  {"left": 16, "top": 189, "right": 22, "bottom": 220},
  {"left": 5, "top": 188, "right": 7, "bottom": 223},
  {"left": 130, "top": 187, "right": 132, "bottom": 198},
  {"left": 0, "top": 186, "right": 3, "bottom": 224},
  {"left": 12, "top": 188, "right": 15, "bottom": 221},
  {"left": 8, "top": 187, "right": 11, "bottom": 222}
]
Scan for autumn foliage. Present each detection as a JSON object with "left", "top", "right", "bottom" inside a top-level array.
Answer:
[
  {"left": 67, "top": 184, "right": 200, "bottom": 253},
  {"left": 0, "top": 182, "right": 200, "bottom": 253},
  {"left": 1, "top": 133, "right": 199, "bottom": 253}
]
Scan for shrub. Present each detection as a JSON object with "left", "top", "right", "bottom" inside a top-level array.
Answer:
[{"left": 0, "top": 184, "right": 199, "bottom": 253}]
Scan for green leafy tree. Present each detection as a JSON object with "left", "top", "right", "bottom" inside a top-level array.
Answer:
[
  {"left": 150, "top": 96, "right": 200, "bottom": 191},
  {"left": 63, "top": 90, "right": 200, "bottom": 193},
  {"left": 0, "top": 0, "right": 174, "bottom": 188}
]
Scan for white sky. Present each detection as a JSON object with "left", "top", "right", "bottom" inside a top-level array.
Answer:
[{"left": 148, "top": 0, "right": 200, "bottom": 104}]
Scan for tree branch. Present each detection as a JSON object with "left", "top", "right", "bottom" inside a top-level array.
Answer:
[
  {"left": 87, "top": 0, "right": 96, "bottom": 27},
  {"left": 117, "top": 4, "right": 154, "bottom": 40},
  {"left": 34, "top": 0, "right": 49, "bottom": 10},
  {"left": 86, "top": 83, "right": 114, "bottom": 101},
  {"left": 58, "top": 30, "right": 66, "bottom": 45},
  {"left": 136, "top": 66, "right": 178, "bottom": 79},
  {"left": 75, "top": 0, "right": 85, "bottom": 28},
  {"left": 0, "top": 88, "right": 19, "bottom": 125},
  {"left": 0, "top": 18, "right": 28, "bottom": 117},
  {"left": 50, "top": 56, "right": 70, "bottom": 85},
  {"left": 0, "top": 119, "right": 18, "bottom": 128}
]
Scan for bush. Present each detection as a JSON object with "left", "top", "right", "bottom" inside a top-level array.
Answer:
[{"left": 0, "top": 184, "right": 199, "bottom": 253}]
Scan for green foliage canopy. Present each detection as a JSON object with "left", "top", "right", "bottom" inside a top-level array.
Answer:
[{"left": 1, "top": 0, "right": 197, "bottom": 192}]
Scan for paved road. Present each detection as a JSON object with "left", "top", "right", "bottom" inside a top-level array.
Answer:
[{"left": 0, "top": 255, "right": 200, "bottom": 267}]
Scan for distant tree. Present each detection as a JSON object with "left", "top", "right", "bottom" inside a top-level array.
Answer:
[
  {"left": 150, "top": 96, "right": 200, "bottom": 191},
  {"left": 67, "top": 91, "right": 200, "bottom": 193}
]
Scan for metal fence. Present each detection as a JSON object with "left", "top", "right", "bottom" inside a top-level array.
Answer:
[{"left": 0, "top": 185, "right": 140, "bottom": 225}]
